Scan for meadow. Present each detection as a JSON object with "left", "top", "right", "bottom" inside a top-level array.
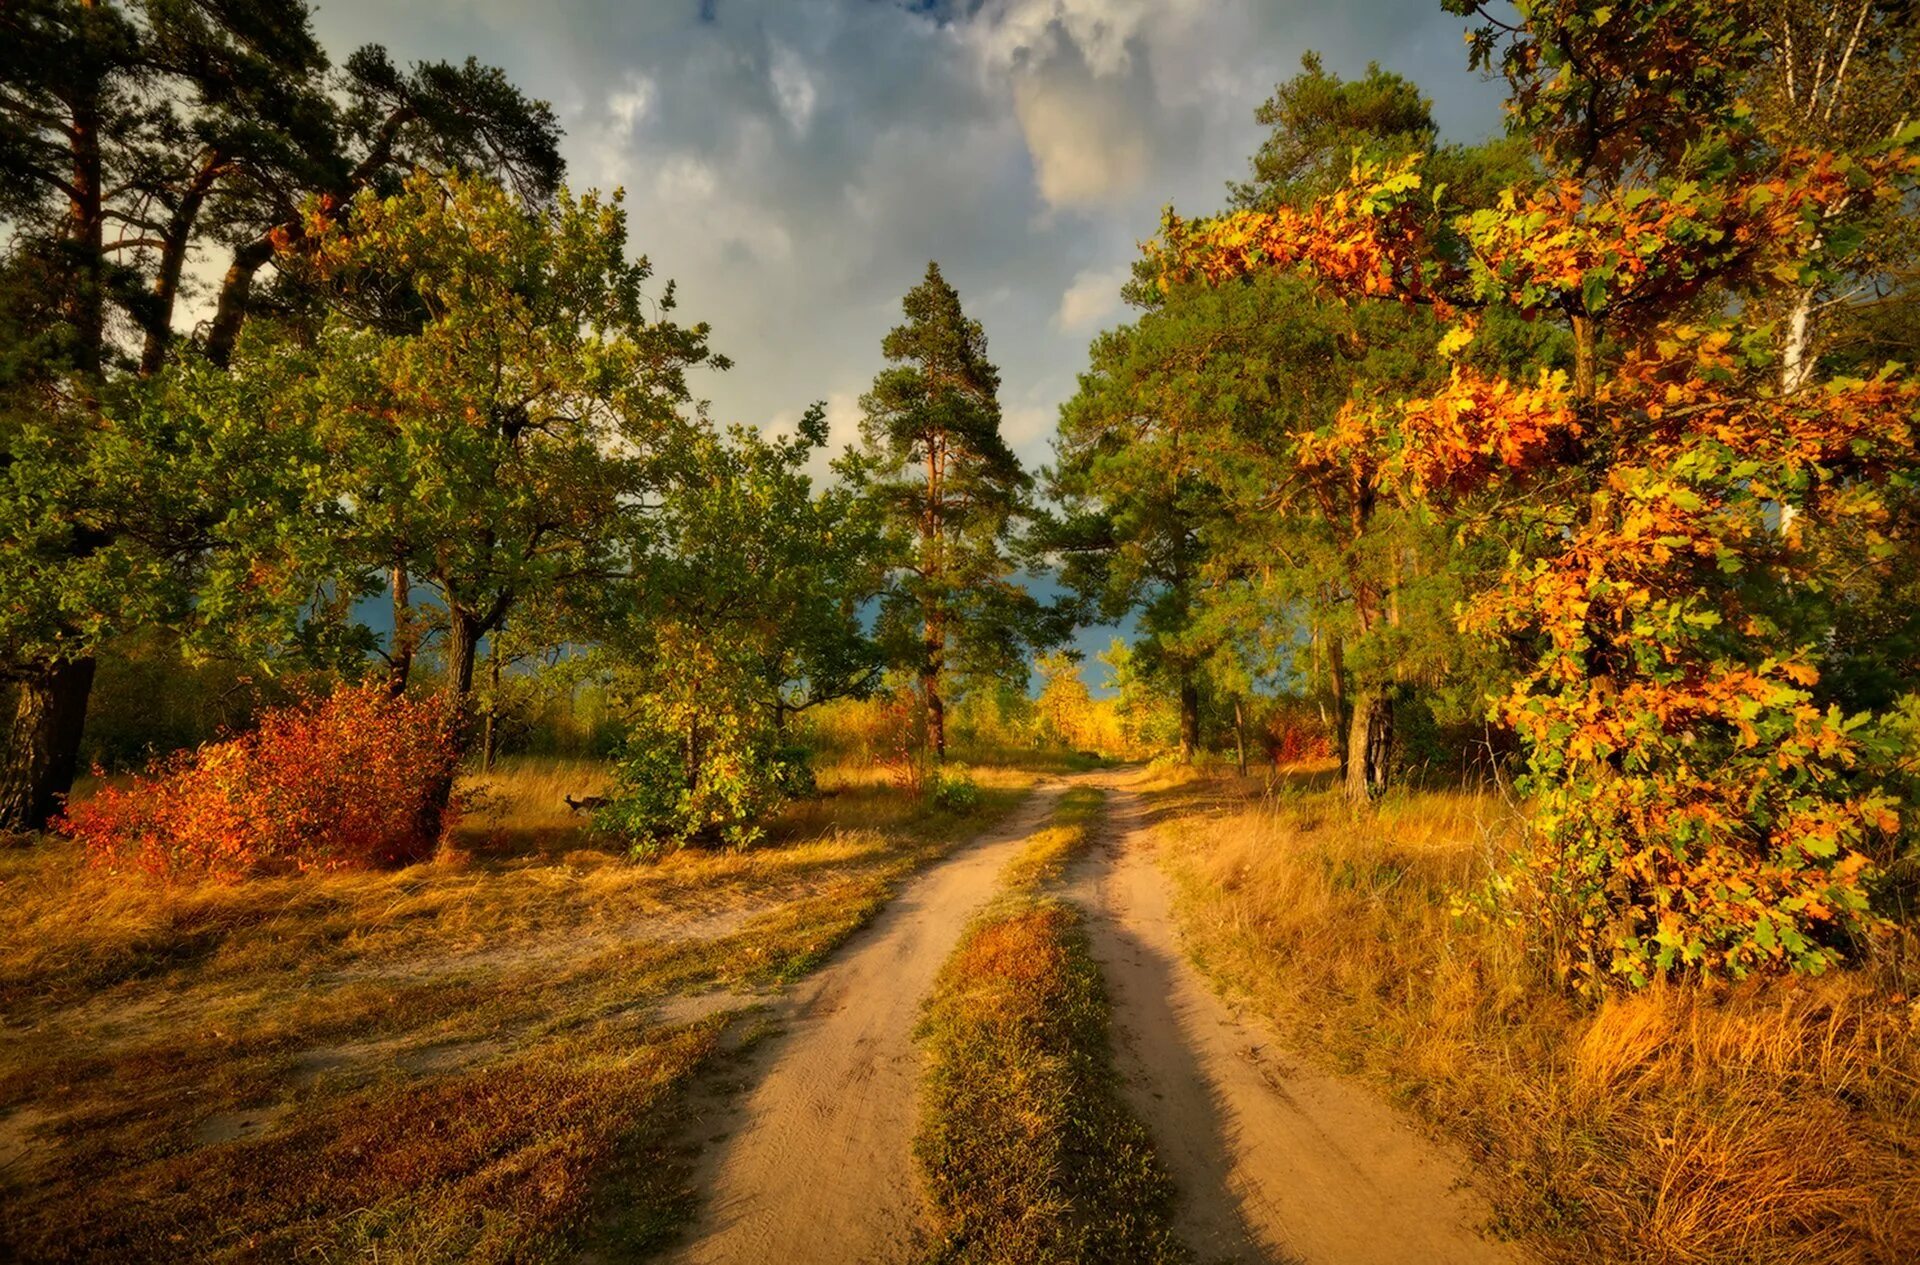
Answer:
[{"left": 0, "top": 757, "right": 1035, "bottom": 1262}]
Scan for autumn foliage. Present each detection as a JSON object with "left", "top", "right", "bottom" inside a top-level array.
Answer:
[
  {"left": 1156, "top": 78, "right": 1920, "bottom": 984},
  {"left": 61, "top": 684, "right": 461, "bottom": 880}
]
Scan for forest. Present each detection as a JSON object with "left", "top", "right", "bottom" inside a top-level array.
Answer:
[{"left": 2, "top": 1, "right": 1917, "bottom": 1263}]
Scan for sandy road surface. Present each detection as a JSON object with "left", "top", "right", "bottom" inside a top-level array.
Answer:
[
  {"left": 1066, "top": 776, "right": 1523, "bottom": 1265},
  {"left": 666, "top": 780, "right": 1067, "bottom": 1265}
]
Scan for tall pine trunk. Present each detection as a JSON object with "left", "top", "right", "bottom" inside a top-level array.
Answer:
[
  {"left": 0, "top": 659, "right": 98, "bottom": 831},
  {"left": 1177, "top": 673, "right": 1200, "bottom": 764},
  {"left": 922, "top": 669, "right": 946, "bottom": 762},
  {"left": 4, "top": 7, "right": 109, "bottom": 833},
  {"left": 1344, "top": 687, "right": 1392, "bottom": 804}
]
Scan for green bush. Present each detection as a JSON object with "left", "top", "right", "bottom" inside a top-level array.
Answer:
[
  {"left": 598, "top": 700, "right": 812, "bottom": 858},
  {"left": 930, "top": 768, "right": 981, "bottom": 815}
]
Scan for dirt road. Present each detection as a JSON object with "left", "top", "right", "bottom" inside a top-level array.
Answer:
[
  {"left": 1066, "top": 776, "right": 1521, "bottom": 1265},
  {"left": 666, "top": 781, "right": 1067, "bottom": 1265},
  {"left": 665, "top": 773, "right": 1518, "bottom": 1264}
]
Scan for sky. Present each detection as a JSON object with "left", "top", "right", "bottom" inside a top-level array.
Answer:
[
  {"left": 306, "top": 0, "right": 1510, "bottom": 683},
  {"left": 305, "top": 0, "right": 1509, "bottom": 473}
]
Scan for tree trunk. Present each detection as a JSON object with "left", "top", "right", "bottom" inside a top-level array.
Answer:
[
  {"left": 444, "top": 609, "right": 482, "bottom": 720},
  {"left": 1233, "top": 697, "right": 1248, "bottom": 777},
  {"left": 1780, "top": 285, "right": 1816, "bottom": 396},
  {"left": 1327, "top": 634, "right": 1349, "bottom": 778},
  {"left": 412, "top": 609, "right": 482, "bottom": 848},
  {"left": 1570, "top": 313, "right": 1598, "bottom": 405},
  {"left": 205, "top": 234, "right": 277, "bottom": 369},
  {"left": 922, "top": 669, "right": 946, "bottom": 762},
  {"left": 66, "top": 7, "right": 106, "bottom": 381},
  {"left": 1344, "top": 687, "right": 1392, "bottom": 804},
  {"left": 4, "top": 21, "right": 107, "bottom": 834},
  {"left": 387, "top": 563, "right": 415, "bottom": 696},
  {"left": 1177, "top": 672, "right": 1200, "bottom": 764},
  {"left": 0, "top": 659, "right": 98, "bottom": 832},
  {"left": 140, "top": 152, "right": 223, "bottom": 376}
]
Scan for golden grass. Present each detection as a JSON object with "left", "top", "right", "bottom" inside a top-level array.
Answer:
[
  {"left": 1148, "top": 768, "right": 1920, "bottom": 1265},
  {"left": 997, "top": 786, "right": 1104, "bottom": 891},
  {"left": 0, "top": 756, "right": 1039, "bottom": 1263},
  {"left": 915, "top": 786, "right": 1183, "bottom": 1263}
]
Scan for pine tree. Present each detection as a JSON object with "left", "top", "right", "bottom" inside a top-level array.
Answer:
[
  {"left": 855, "top": 262, "right": 1038, "bottom": 759},
  {"left": 0, "top": 0, "right": 562, "bottom": 830}
]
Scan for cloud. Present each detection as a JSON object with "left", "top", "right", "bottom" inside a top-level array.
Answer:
[
  {"left": 769, "top": 45, "right": 818, "bottom": 135},
  {"left": 1055, "top": 265, "right": 1129, "bottom": 330},
  {"left": 606, "top": 74, "right": 654, "bottom": 138},
  {"left": 1010, "top": 67, "right": 1151, "bottom": 207},
  {"left": 1000, "top": 403, "right": 1054, "bottom": 451},
  {"left": 305, "top": 0, "right": 1507, "bottom": 474}
]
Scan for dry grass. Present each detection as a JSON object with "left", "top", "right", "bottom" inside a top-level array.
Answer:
[
  {"left": 916, "top": 786, "right": 1184, "bottom": 1264},
  {"left": 0, "top": 756, "right": 1038, "bottom": 1263},
  {"left": 917, "top": 900, "right": 1181, "bottom": 1264},
  {"left": 1146, "top": 765, "right": 1920, "bottom": 1265},
  {"left": 997, "top": 786, "right": 1104, "bottom": 891}
]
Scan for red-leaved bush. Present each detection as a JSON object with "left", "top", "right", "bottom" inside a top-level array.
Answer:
[
  {"left": 1265, "top": 711, "right": 1335, "bottom": 766},
  {"left": 60, "top": 684, "right": 462, "bottom": 880}
]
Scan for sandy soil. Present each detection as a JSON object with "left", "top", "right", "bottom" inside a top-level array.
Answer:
[
  {"left": 664, "top": 781, "right": 1067, "bottom": 1265},
  {"left": 1065, "top": 776, "right": 1523, "bottom": 1265}
]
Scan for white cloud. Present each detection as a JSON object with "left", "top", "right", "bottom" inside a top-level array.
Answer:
[
  {"left": 1000, "top": 403, "right": 1054, "bottom": 450},
  {"left": 655, "top": 155, "right": 718, "bottom": 202},
  {"left": 964, "top": 0, "right": 1165, "bottom": 78},
  {"left": 769, "top": 45, "right": 818, "bottom": 135},
  {"left": 1011, "top": 70, "right": 1150, "bottom": 207},
  {"left": 606, "top": 74, "right": 654, "bottom": 138},
  {"left": 1055, "top": 264, "right": 1129, "bottom": 330}
]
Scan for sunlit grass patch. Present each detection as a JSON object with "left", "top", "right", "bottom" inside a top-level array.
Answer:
[
  {"left": 1148, "top": 770, "right": 1920, "bottom": 1265},
  {"left": 916, "top": 785, "right": 1181, "bottom": 1263},
  {"left": 998, "top": 785, "right": 1104, "bottom": 891},
  {"left": 916, "top": 898, "right": 1183, "bottom": 1265}
]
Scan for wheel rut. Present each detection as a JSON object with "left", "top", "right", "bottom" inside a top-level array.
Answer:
[
  {"left": 1064, "top": 776, "right": 1524, "bottom": 1265},
  {"left": 665, "top": 780, "right": 1067, "bottom": 1265}
]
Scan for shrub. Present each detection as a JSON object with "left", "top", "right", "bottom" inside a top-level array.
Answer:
[
  {"left": 930, "top": 768, "right": 981, "bottom": 815},
  {"left": 1264, "top": 707, "right": 1334, "bottom": 766},
  {"left": 599, "top": 699, "right": 812, "bottom": 858},
  {"left": 873, "top": 687, "right": 931, "bottom": 796},
  {"left": 60, "top": 684, "right": 461, "bottom": 879}
]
